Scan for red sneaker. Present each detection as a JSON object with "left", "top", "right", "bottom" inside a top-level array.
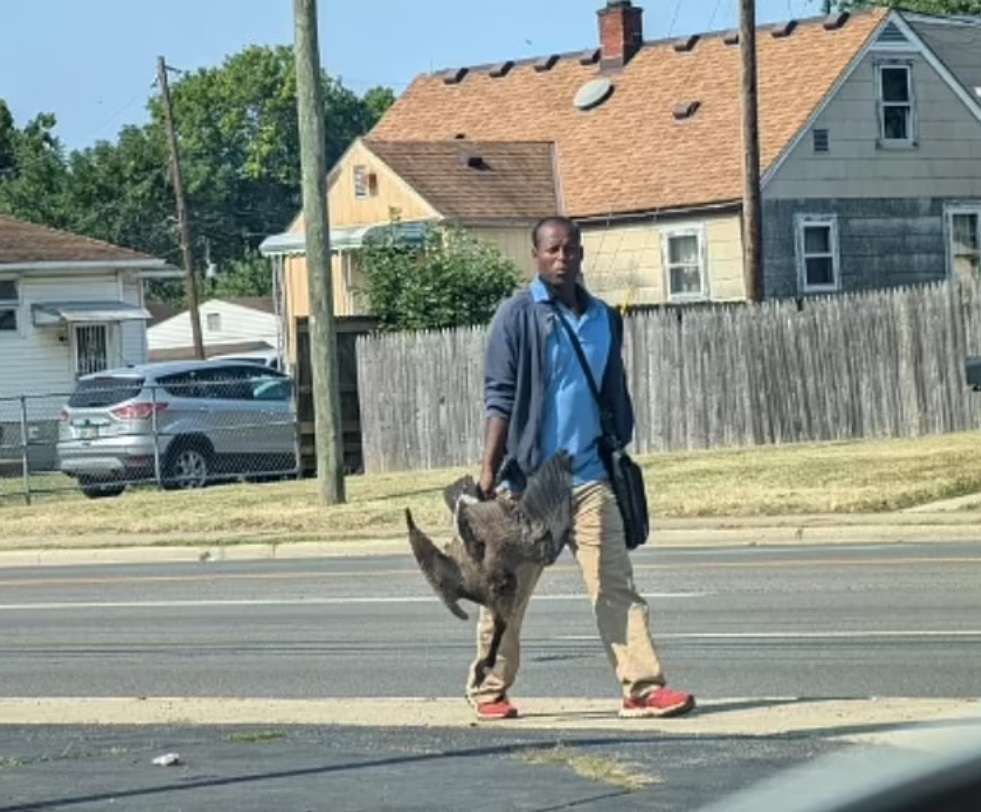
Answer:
[
  {"left": 474, "top": 696, "right": 518, "bottom": 720},
  {"left": 620, "top": 686, "right": 696, "bottom": 719}
]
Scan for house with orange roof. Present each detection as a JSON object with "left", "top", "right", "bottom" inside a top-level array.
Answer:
[{"left": 261, "top": 2, "right": 981, "bottom": 363}]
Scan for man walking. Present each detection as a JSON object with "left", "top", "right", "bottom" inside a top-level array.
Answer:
[{"left": 466, "top": 215, "right": 695, "bottom": 722}]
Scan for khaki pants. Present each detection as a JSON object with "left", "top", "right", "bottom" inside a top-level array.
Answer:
[{"left": 465, "top": 480, "right": 666, "bottom": 703}]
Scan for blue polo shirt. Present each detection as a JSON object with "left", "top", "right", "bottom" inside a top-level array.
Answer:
[{"left": 531, "top": 276, "right": 611, "bottom": 486}]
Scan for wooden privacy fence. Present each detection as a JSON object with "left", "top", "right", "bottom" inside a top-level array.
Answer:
[
  {"left": 354, "top": 278, "right": 981, "bottom": 474},
  {"left": 294, "top": 315, "right": 379, "bottom": 475}
]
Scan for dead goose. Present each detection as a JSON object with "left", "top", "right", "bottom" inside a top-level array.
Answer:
[{"left": 404, "top": 450, "right": 574, "bottom": 685}]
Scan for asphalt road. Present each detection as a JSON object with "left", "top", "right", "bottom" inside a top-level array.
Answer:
[
  {"left": 0, "top": 540, "right": 979, "bottom": 700},
  {"left": 0, "top": 724, "right": 848, "bottom": 812},
  {"left": 1, "top": 540, "right": 979, "bottom": 811}
]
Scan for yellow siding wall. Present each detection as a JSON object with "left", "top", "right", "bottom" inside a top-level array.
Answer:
[
  {"left": 289, "top": 140, "right": 438, "bottom": 234},
  {"left": 283, "top": 138, "right": 443, "bottom": 358},
  {"left": 470, "top": 225, "right": 537, "bottom": 279},
  {"left": 283, "top": 214, "right": 745, "bottom": 358},
  {"left": 282, "top": 253, "right": 358, "bottom": 364},
  {"left": 581, "top": 214, "right": 746, "bottom": 306},
  {"left": 283, "top": 255, "right": 307, "bottom": 364}
]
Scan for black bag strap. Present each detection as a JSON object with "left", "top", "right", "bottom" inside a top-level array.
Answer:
[{"left": 547, "top": 298, "right": 618, "bottom": 445}]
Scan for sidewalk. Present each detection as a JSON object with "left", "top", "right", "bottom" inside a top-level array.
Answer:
[
  {"left": 1, "top": 695, "right": 974, "bottom": 736},
  {"left": 0, "top": 504, "right": 978, "bottom": 568}
]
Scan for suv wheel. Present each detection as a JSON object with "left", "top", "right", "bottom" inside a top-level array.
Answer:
[{"left": 163, "top": 442, "right": 212, "bottom": 490}]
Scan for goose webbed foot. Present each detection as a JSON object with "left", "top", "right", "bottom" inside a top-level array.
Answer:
[{"left": 475, "top": 613, "right": 507, "bottom": 686}]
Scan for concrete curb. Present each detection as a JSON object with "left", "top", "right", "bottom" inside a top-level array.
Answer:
[
  {"left": 0, "top": 696, "right": 974, "bottom": 734},
  {"left": 837, "top": 697, "right": 981, "bottom": 750},
  {"left": 0, "top": 517, "right": 979, "bottom": 568}
]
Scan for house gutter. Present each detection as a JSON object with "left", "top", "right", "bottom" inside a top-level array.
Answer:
[
  {"left": 0, "top": 259, "right": 175, "bottom": 273},
  {"left": 572, "top": 199, "right": 742, "bottom": 225}
]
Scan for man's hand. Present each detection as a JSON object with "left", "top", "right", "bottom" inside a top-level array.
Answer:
[
  {"left": 479, "top": 415, "right": 509, "bottom": 499},
  {"left": 478, "top": 466, "right": 497, "bottom": 500}
]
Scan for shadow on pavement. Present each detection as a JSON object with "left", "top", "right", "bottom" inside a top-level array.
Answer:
[
  {"left": 5, "top": 706, "right": 977, "bottom": 812},
  {"left": 0, "top": 735, "right": 651, "bottom": 812},
  {"left": 517, "top": 696, "right": 820, "bottom": 722}
]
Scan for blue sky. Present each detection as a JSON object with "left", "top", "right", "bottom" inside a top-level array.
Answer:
[{"left": 2, "top": 0, "right": 821, "bottom": 152}]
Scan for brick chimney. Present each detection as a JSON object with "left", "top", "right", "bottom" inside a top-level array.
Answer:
[{"left": 597, "top": 1, "right": 644, "bottom": 71}]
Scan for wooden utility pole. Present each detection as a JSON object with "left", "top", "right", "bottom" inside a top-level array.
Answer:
[
  {"left": 739, "top": 0, "right": 764, "bottom": 302},
  {"left": 157, "top": 56, "right": 204, "bottom": 358},
  {"left": 293, "top": 0, "right": 346, "bottom": 503}
]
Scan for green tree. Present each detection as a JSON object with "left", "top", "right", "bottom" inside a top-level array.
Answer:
[
  {"left": 355, "top": 220, "right": 522, "bottom": 332},
  {"left": 210, "top": 250, "right": 276, "bottom": 299},
  {"left": 362, "top": 86, "right": 397, "bottom": 123},
  {"left": 62, "top": 124, "right": 175, "bottom": 263},
  {"left": 826, "top": 0, "right": 981, "bottom": 12},
  {"left": 0, "top": 102, "right": 70, "bottom": 227},
  {"left": 0, "top": 44, "right": 395, "bottom": 309},
  {"left": 141, "top": 45, "right": 393, "bottom": 301}
]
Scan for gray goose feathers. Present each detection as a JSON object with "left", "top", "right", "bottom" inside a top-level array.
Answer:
[{"left": 404, "top": 450, "right": 575, "bottom": 684}]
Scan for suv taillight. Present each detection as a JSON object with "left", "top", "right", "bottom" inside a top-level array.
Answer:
[
  {"left": 111, "top": 402, "right": 168, "bottom": 420},
  {"left": 59, "top": 409, "right": 69, "bottom": 423}
]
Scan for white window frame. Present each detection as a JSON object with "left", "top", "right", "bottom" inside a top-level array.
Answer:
[
  {"left": 794, "top": 214, "right": 841, "bottom": 295},
  {"left": 0, "top": 277, "right": 20, "bottom": 335},
  {"left": 660, "top": 224, "right": 708, "bottom": 302},
  {"left": 69, "top": 322, "right": 120, "bottom": 378},
  {"left": 944, "top": 202, "right": 981, "bottom": 280},
  {"left": 353, "top": 165, "right": 372, "bottom": 199},
  {"left": 206, "top": 312, "right": 221, "bottom": 332},
  {"left": 875, "top": 60, "right": 917, "bottom": 148}
]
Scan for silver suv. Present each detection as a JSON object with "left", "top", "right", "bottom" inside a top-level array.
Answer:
[{"left": 57, "top": 359, "right": 297, "bottom": 498}]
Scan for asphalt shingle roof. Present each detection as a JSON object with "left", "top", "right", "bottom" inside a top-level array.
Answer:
[{"left": 368, "top": 7, "right": 888, "bottom": 217}]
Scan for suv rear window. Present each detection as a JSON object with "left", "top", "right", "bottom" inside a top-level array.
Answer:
[{"left": 68, "top": 376, "right": 145, "bottom": 408}]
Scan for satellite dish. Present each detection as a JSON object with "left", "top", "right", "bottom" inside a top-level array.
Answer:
[{"left": 573, "top": 77, "right": 614, "bottom": 111}]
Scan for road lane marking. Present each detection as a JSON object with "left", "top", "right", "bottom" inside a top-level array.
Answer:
[
  {"left": 0, "top": 592, "right": 709, "bottom": 611},
  {"left": 632, "top": 557, "right": 981, "bottom": 570},
  {"left": 1, "top": 555, "right": 980, "bottom": 589},
  {"left": 557, "top": 630, "right": 981, "bottom": 640}
]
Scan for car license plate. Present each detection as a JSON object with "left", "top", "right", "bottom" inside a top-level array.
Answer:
[{"left": 79, "top": 425, "right": 99, "bottom": 439}]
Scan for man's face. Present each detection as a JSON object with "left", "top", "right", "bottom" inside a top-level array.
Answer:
[{"left": 533, "top": 222, "right": 583, "bottom": 288}]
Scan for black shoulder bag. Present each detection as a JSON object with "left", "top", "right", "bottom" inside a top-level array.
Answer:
[{"left": 548, "top": 301, "right": 650, "bottom": 550}]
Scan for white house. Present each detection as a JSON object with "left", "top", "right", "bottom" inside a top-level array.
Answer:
[
  {"left": 147, "top": 297, "right": 280, "bottom": 362},
  {"left": 0, "top": 213, "right": 177, "bottom": 467},
  {"left": 0, "top": 214, "right": 177, "bottom": 395}
]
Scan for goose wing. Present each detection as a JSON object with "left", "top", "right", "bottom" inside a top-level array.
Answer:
[
  {"left": 404, "top": 508, "right": 470, "bottom": 620},
  {"left": 455, "top": 451, "right": 575, "bottom": 566},
  {"left": 514, "top": 450, "right": 575, "bottom": 564}
]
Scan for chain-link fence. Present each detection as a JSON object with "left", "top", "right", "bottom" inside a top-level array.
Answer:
[{"left": 0, "top": 373, "right": 303, "bottom": 505}]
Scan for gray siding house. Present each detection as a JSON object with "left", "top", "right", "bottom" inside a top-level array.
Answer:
[{"left": 762, "top": 12, "right": 981, "bottom": 299}]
